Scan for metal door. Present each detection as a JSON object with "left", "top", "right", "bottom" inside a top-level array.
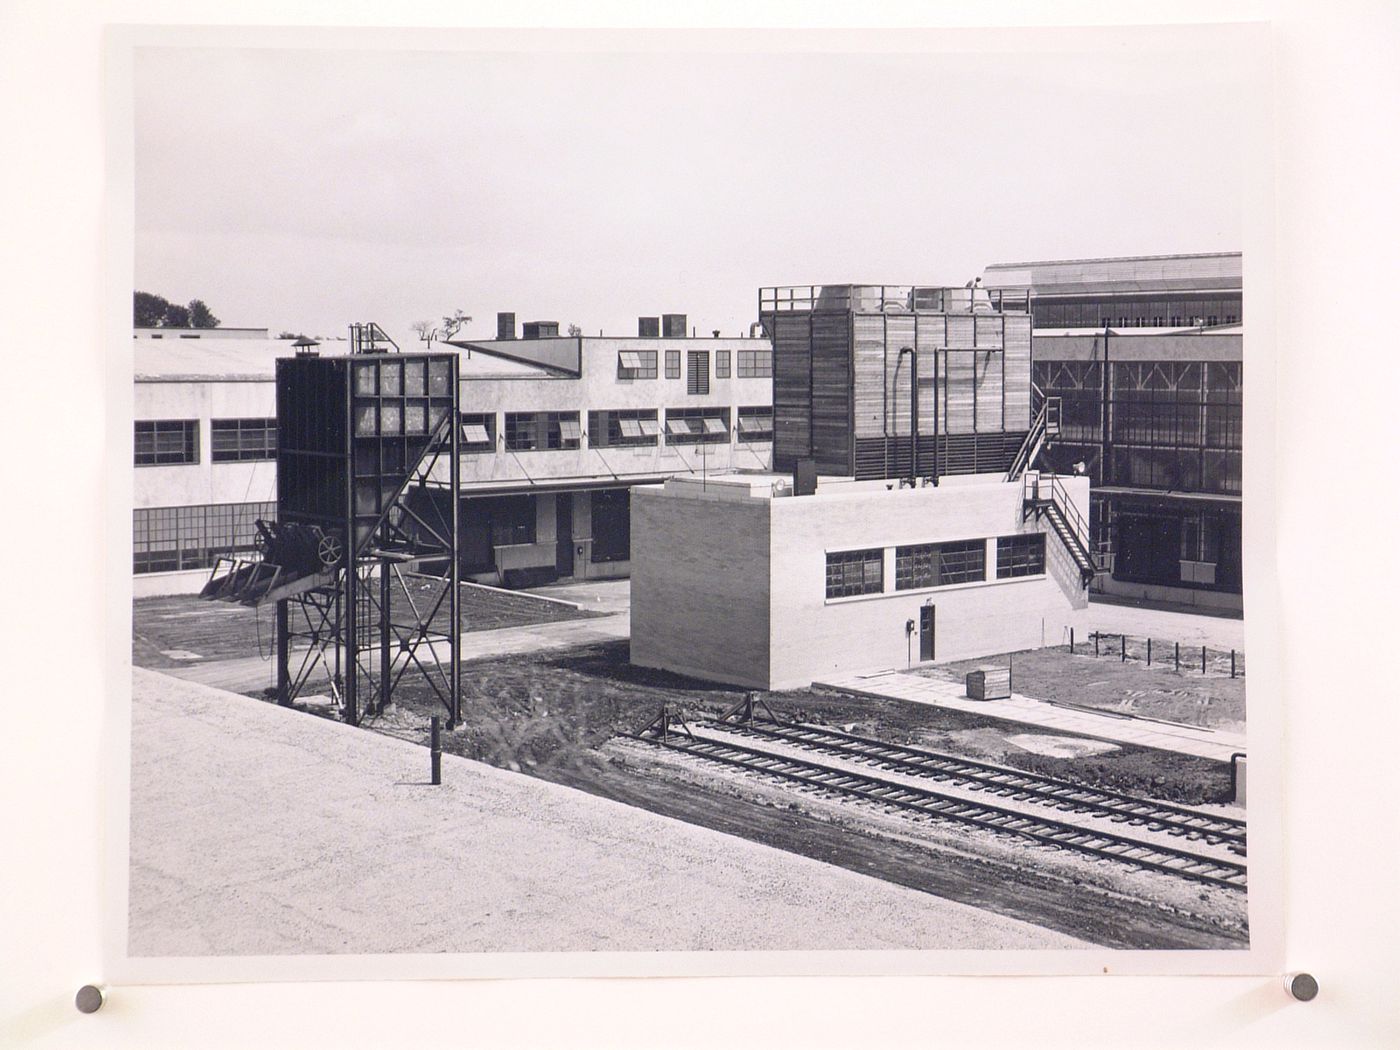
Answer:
[{"left": 919, "top": 604, "right": 935, "bottom": 661}]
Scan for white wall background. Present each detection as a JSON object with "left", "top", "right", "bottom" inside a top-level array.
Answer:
[{"left": 2, "top": 3, "right": 1397, "bottom": 1048}]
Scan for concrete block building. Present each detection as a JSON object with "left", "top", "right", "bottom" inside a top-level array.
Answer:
[
  {"left": 630, "top": 283, "right": 1094, "bottom": 689},
  {"left": 631, "top": 472, "right": 1089, "bottom": 690}
]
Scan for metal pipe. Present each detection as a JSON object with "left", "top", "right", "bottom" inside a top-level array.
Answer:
[{"left": 899, "top": 346, "right": 917, "bottom": 484}]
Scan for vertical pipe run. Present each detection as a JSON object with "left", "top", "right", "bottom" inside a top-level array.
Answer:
[
  {"left": 1121, "top": 635, "right": 1126, "bottom": 662},
  {"left": 379, "top": 557, "right": 391, "bottom": 715},
  {"left": 1070, "top": 627, "right": 1075, "bottom": 654},
  {"left": 449, "top": 354, "right": 462, "bottom": 730},
  {"left": 275, "top": 600, "right": 290, "bottom": 705}
]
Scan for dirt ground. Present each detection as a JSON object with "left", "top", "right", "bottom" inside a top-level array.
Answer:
[
  {"left": 253, "top": 640, "right": 1246, "bottom": 949},
  {"left": 133, "top": 576, "right": 601, "bottom": 669},
  {"left": 919, "top": 645, "right": 1246, "bottom": 734}
]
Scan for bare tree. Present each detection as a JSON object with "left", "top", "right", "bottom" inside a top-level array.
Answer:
[
  {"left": 410, "top": 320, "right": 435, "bottom": 345},
  {"left": 567, "top": 323, "right": 583, "bottom": 337}
]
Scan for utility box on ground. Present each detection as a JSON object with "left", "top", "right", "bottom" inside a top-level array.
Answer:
[{"left": 966, "top": 667, "right": 1011, "bottom": 701}]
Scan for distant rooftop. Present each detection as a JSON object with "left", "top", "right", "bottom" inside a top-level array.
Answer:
[
  {"left": 134, "top": 326, "right": 271, "bottom": 340},
  {"left": 982, "top": 253, "right": 1241, "bottom": 297}
]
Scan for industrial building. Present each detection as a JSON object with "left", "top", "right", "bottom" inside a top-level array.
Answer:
[
  {"left": 982, "top": 253, "right": 1243, "bottom": 612},
  {"left": 131, "top": 317, "right": 772, "bottom": 595},
  {"left": 630, "top": 283, "right": 1093, "bottom": 690}
]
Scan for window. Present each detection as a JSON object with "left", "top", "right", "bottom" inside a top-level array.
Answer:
[
  {"left": 687, "top": 350, "right": 710, "bottom": 395},
  {"left": 504, "top": 412, "right": 540, "bottom": 451},
  {"left": 716, "top": 350, "right": 731, "bottom": 378},
  {"left": 588, "top": 409, "right": 660, "bottom": 448},
  {"left": 133, "top": 500, "right": 275, "bottom": 573},
  {"left": 996, "top": 534, "right": 1047, "bottom": 578},
  {"left": 737, "top": 349, "right": 772, "bottom": 378},
  {"left": 665, "top": 407, "right": 730, "bottom": 445},
  {"left": 617, "top": 350, "right": 657, "bottom": 380},
  {"left": 459, "top": 412, "right": 496, "bottom": 452},
  {"left": 665, "top": 350, "right": 681, "bottom": 379},
  {"left": 895, "top": 539, "right": 986, "bottom": 590},
  {"left": 135, "top": 420, "right": 199, "bottom": 466},
  {"left": 736, "top": 406, "right": 773, "bottom": 442},
  {"left": 210, "top": 418, "right": 276, "bottom": 462},
  {"left": 826, "top": 548, "right": 883, "bottom": 599},
  {"left": 551, "top": 412, "right": 582, "bottom": 449}
]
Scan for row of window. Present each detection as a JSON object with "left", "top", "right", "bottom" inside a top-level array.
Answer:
[
  {"left": 133, "top": 501, "right": 276, "bottom": 573},
  {"left": 135, "top": 418, "right": 277, "bottom": 466},
  {"left": 465, "top": 407, "right": 774, "bottom": 451},
  {"left": 618, "top": 348, "right": 772, "bottom": 382},
  {"left": 825, "top": 534, "right": 1047, "bottom": 599},
  {"left": 1030, "top": 297, "right": 1241, "bottom": 330}
]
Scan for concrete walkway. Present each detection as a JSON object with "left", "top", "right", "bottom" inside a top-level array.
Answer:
[
  {"left": 814, "top": 670, "right": 1246, "bottom": 763},
  {"left": 128, "top": 668, "right": 1088, "bottom": 956},
  {"left": 160, "top": 612, "right": 630, "bottom": 695}
]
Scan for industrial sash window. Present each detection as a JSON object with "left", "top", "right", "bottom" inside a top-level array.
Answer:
[
  {"left": 459, "top": 412, "right": 496, "bottom": 450},
  {"left": 589, "top": 409, "right": 660, "bottom": 448},
  {"left": 895, "top": 539, "right": 986, "bottom": 590},
  {"left": 135, "top": 419, "right": 199, "bottom": 465},
  {"left": 996, "top": 533, "right": 1047, "bottom": 578},
  {"left": 665, "top": 350, "right": 681, "bottom": 379},
  {"left": 737, "top": 406, "right": 773, "bottom": 442},
  {"left": 737, "top": 348, "right": 772, "bottom": 378},
  {"left": 211, "top": 418, "right": 277, "bottom": 462},
  {"left": 664, "top": 407, "right": 730, "bottom": 444},
  {"left": 687, "top": 350, "right": 710, "bottom": 395},
  {"left": 716, "top": 350, "right": 731, "bottom": 378},
  {"left": 826, "top": 548, "right": 884, "bottom": 599},
  {"left": 617, "top": 350, "right": 657, "bottom": 379}
]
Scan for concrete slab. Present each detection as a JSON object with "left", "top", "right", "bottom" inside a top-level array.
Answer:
[
  {"left": 815, "top": 671, "right": 1245, "bottom": 763},
  {"left": 129, "top": 668, "right": 1090, "bottom": 955}
]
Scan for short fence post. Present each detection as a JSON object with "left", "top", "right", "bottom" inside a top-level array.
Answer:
[
  {"left": 1147, "top": 638, "right": 1152, "bottom": 666},
  {"left": 1121, "top": 635, "right": 1126, "bottom": 663},
  {"left": 1070, "top": 627, "right": 1075, "bottom": 653},
  {"left": 1175, "top": 642, "right": 1180, "bottom": 672},
  {"left": 1202, "top": 645, "right": 1208, "bottom": 675},
  {"left": 1231, "top": 650, "right": 1237, "bottom": 679},
  {"left": 1094, "top": 633, "right": 1100, "bottom": 657},
  {"left": 430, "top": 716, "right": 442, "bottom": 786}
]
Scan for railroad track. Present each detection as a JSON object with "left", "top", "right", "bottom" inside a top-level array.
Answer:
[
  {"left": 708, "top": 716, "right": 1247, "bottom": 850},
  {"left": 627, "top": 721, "right": 1248, "bottom": 892}
]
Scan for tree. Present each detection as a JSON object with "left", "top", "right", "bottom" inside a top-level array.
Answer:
[
  {"left": 440, "top": 309, "right": 471, "bottom": 340},
  {"left": 134, "top": 291, "right": 170, "bottom": 327},
  {"left": 410, "top": 320, "right": 435, "bottom": 344},
  {"left": 566, "top": 323, "right": 583, "bottom": 337},
  {"left": 162, "top": 302, "right": 191, "bottom": 327},
  {"left": 187, "top": 299, "right": 220, "bottom": 328}
]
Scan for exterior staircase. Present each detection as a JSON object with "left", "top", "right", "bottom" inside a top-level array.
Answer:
[
  {"left": 1004, "top": 383, "right": 1061, "bottom": 482},
  {"left": 1023, "top": 471, "right": 1102, "bottom": 588}
]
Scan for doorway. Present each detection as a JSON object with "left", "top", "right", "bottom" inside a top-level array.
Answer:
[{"left": 919, "top": 604, "right": 936, "bottom": 661}]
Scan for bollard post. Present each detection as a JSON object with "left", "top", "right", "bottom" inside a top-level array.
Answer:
[
  {"left": 430, "top": 716, "right": 442, "bottom": 786},
  {"left": 1147, "top": 638, "right": 1152, "bottom": 666},
  {"left": 1070, "top": 627, "right": 1075, "bottom": 654},
  {"left": 1202, "top": 645, "right": 1208, "bottom": 674},
  {"left": 1231, "top": 650, "right": 1237, "bottom": 678},
  {"left": 1175, "top": 641, "right": 1180, "bottom": 672},
  {"left": 1094, "top": 633, "right": 1099, "bottom": 657},
  {"left": 1121, "top": 635, "right": 1126, "bottom": 663}
]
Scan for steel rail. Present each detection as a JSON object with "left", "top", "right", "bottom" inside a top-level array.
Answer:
[
  {"left": 627, "top": 731, "right": 1248, "bottom": 891},
  {"left": 711, "top": 717, "right": 1247, "bottom": 848}
]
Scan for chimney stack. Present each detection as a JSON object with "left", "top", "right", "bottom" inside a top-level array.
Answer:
[
  {"left": 496, "top": 312, "right": 516, "bottom": 340},
  {"left": 638, "top": 316, "right": 660, "bottom": 338}
]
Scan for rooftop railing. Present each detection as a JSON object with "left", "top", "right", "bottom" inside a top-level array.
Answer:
[{"left": 759, "top": 284, "right": 1031, "bottom": 315}]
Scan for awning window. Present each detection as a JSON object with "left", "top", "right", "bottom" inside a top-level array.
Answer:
[
  {"left": 618, "top": 418, "right": 644, "bottom": 438},
  {"left": 737, "top": 414, "right": 768, "bottom": 433},
  {"left": 462, "top": 423, "right": 490, "bottom": 444},
  {"left": 558, "top": 418, "right": 581, "bottom": 441},
  {"left": 702, "top": 417, "right": 728, "bottom": 435},
  {"left": 638, "top": 417, "right": 661, "bottom": 436},
  {"left": 618, "top": 351, "right": 645, "bottom": 368},
  {"left": 666, "top": 418, "right": 693, "bottom": 435}
]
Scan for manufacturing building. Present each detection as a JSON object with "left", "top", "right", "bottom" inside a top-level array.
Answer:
[
  {"left": 131, "top": 316, "right": 773, "bottom": 595},
  {"left": 630, "top": 283, "right": 1093, "bottom": 690},
  {"left": 982, "top": 253, "right": 1243, "bottom": 612}
]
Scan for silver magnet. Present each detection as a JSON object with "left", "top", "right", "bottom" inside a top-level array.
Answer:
[
  {"left": 1284, "top": 972, "right": 1319, "bottom": 1002},
  {"left": 75, "top": 984, "right": 105, "bottom": 1014}
]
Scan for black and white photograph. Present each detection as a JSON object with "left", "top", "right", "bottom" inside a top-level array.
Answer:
[
  {"left": 9, "top": 2, "right": 1400, "bottom": 1046},
  {"left": 113, "top": 24, "right": 1277, "bottom": 976}
]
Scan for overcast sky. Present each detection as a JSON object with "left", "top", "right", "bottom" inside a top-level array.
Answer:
[{"left": 134, "top": 30, "right": 1249, "bottom": 341}]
